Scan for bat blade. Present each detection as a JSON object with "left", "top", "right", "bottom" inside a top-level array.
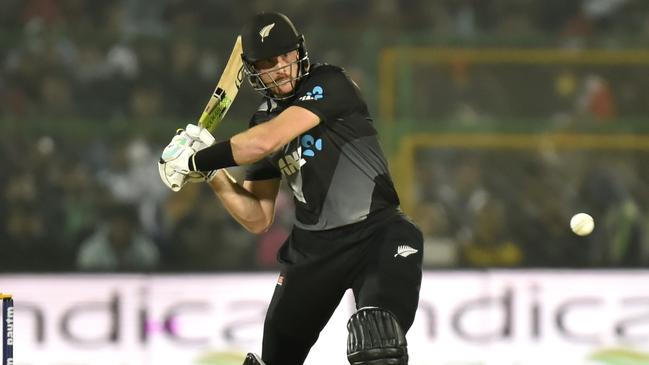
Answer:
[{"left": 198, "top": 35, "right": 244, "bottom": 133}]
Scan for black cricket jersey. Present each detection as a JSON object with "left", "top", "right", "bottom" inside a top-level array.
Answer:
[{"left": 245, "top": 64, "right": 400, "bottom": 231}]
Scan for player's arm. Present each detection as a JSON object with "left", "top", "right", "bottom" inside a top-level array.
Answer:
[
  {"left": 197, "top": 106, "right": 318, "bottom": 233},
  {"left": 231, "top": 106, "right": 319, "bottom": 163},
  {"left": 189, "top": 106, "right": 319, "bottom": 172},
  {"left": 159, "top": 107, "right": 317, "bottom": 231},
  {"left": 208, "top": 171, "right": 280, "bottom": 234}
]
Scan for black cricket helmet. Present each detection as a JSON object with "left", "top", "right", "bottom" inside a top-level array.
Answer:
[{"left": 241, "top": 12, "right": 310, "bottom": 100}]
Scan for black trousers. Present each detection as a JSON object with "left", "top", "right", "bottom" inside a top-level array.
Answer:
[{"left": 261, "top": 210, "right": 423, "bottom": 365}]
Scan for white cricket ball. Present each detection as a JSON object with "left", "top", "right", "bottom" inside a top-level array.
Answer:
[{"left": 570, "top": 213, "right": 594, "bottom": 236}]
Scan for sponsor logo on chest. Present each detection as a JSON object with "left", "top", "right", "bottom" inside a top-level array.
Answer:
[
  {"left": 278, "top": 134, "right": 323, "bottom": 177},
  {"left": 278, "top": 146, "right": 307, "bottom": 176}
]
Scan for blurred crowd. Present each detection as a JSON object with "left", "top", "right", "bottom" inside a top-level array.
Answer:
[
  {"left": 1, "top": 0, "right": 649, "bottom": 272},
  {"left": 409, "top": 63, "right": 647, "bottom": 126},
  {"left": 3, "top": 0, "right": 649, "bottom": 122},
  {"left": 0, "top": 128, "right": 296, "bottom": 272},
  {"left": 412, "top": 148, "right": 649, "bottom": 268}
]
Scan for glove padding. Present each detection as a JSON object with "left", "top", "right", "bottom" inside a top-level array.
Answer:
[{"left": 158, "top": 124, "right": 216, "bottom": 192}]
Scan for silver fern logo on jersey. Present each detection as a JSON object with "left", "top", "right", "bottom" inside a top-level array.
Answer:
[
  {"left": 394, "top": 245, "right": 418, "bottom": 258},
  {"left": 259, "top": 23, "right": 275, "bottom": 42}
]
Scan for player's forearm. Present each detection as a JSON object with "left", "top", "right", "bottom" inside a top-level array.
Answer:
[
  {"left": 191, "top": 134, "right": 274, "bottom": 174},
  {"left": 230, "top": 106, "right": 321, "bottom": 162},
  {"left": 231, "top": 123, "right": 286, "bottom": 164},
  {"left": 191, "top": 107, "right": 319, "bottom": 173},
  {"left": 207, "top": 170, "right": 273, "bottom": 234}
]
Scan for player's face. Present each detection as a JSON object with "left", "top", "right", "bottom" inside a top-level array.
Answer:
[{"left": 253, "top": 50, "right": 300, "bottom": 96}]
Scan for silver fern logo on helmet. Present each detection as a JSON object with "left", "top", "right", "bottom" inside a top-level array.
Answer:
[{"left": 259, "top": 23, "right": 275, "bottom": 42}]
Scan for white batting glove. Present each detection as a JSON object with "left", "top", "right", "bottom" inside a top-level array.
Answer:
[
  {"left": 185, "top": 123, "right": 215, "bottom": 147},
  {"left": 184, "top": 123, "right": 218, "bottom": 182},
  {"left": 158, "top": 124, "right": 216, "bottom": 192},
  {"left": 184, "top": 123, "right": 217, "bottom": 183}
]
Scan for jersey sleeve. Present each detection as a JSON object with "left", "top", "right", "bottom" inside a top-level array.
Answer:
[{"left": 292, "top": 66, "right": 360, "bottom": 122}]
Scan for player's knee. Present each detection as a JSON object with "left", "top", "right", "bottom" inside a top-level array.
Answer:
[
  {"left": 242, "top": 353, "right": 265, "bottom": 365},
  {"left": 346, "top": 307, "right": 408, "bottom": 365}
]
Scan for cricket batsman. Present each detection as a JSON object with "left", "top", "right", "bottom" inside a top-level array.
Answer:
[{"left": 158, "top": 11, "right": 423, "bottom": 365}]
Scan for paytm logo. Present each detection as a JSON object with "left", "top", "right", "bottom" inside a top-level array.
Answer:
[
  {"left": 301, "top": 134, "right": 323, "bottom": 157},
  {"left": 279, "top": 134, "right": 323, "bottom": 176},
  {"left": 298, "top": 85, "right": 324, "bottom": 101}
]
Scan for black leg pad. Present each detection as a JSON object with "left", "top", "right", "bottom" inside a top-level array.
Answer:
[{"left": 347, "top": 307, "right": 408, "bottom": 365}]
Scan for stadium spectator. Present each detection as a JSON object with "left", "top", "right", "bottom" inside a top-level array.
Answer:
[
  {"left": 76, "top": 203, "right": 160, "bottom": 271},
  {"left": 2, "top": 0, "right": 649, "bottom": 272}
]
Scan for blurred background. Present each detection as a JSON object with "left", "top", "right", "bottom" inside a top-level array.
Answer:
[
  {"left": 2, "top": 0, "right": 649, "bottom": 273},
  {"left": 2, "top": 1, "right": 649, "bottom": 364}
]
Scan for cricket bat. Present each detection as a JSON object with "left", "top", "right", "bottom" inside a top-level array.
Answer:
[{"left": 197, "top": 35, "right": 244, "bottom": 133}]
